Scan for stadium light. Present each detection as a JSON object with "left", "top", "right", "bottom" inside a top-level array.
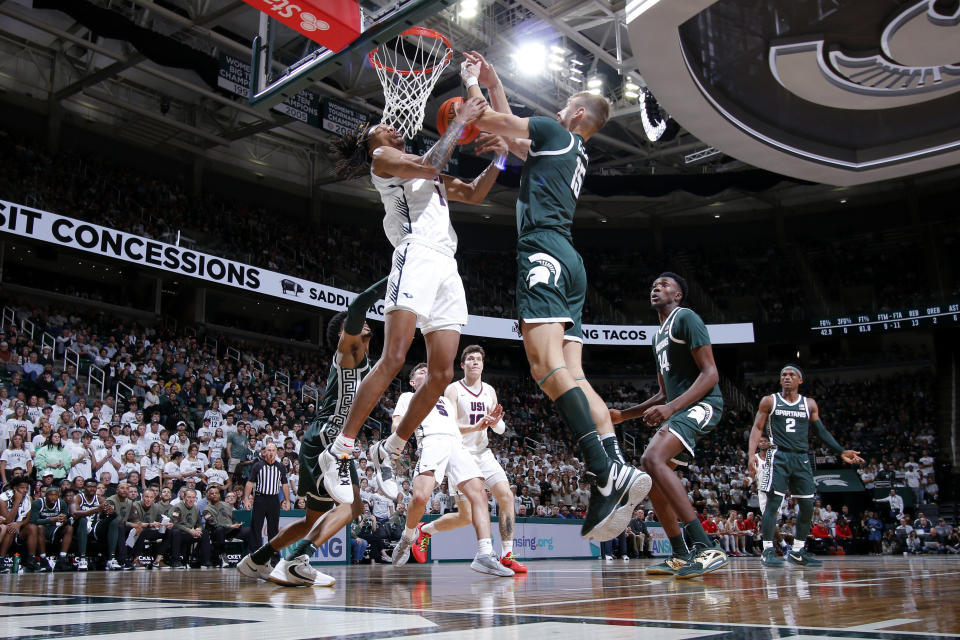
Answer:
[
  {"left": 514, "top": 43, "right": 547, "bottom": 77},
  {"left": 460, "top": 0, "right": 478, "bottom": 19},
  {"left": 587, "top": 77, "right": 602, "bottom": 88}
]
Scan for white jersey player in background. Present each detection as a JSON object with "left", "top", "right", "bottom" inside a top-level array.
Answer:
[
  {"left": 408, "top": 345, "right": 527, "bottom": 573},
  {"left": 755, "top": 436, "right": 770, "bottom": 514},
  {"left": 390, "top": 363, "right": 512, "bottom": 577},
  {"left": 322, "top": 99, "right": 510, "bottom": 507}
]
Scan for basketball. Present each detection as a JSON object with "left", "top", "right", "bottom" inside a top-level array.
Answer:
[{"left": 436, "top": 97, "right": 480, "bottom": 145}]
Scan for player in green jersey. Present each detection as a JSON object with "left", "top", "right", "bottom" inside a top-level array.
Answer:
[
  {"left": 238, "top": 277, "right": 385, "bottom": 587},
  {"left": 747, "top": 365, "right": 863, "bottom": 567},
  {"left": 461, "top": 53, "right": 651, "bottom": 542},
  {"left": 611, "top": 273, "right": 727, "bottom": 578}
]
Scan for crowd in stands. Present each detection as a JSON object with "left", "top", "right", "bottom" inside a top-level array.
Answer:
[
  {"left": 0, "top": 291, "right": 949, "bottom": 570},
  {"left": 6, "top": 128, "right": 956, "bottom": 328}
]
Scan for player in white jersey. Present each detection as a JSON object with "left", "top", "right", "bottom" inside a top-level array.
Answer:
[
  {"left": 407, "top": 345, "right": 527, "bottom": 573},
  {"left": 755, "top": 436, "right": 770, "bottom": 515},
  {"left": 390, "top": 363, "right": 513, "bottom": 577},
  {"left": 322, "top": 98, "right": 511, "bottom": 507}
]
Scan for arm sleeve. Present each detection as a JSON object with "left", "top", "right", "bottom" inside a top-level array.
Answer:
[
  {"left": 812, "top": 419, "right": 844, "bottom": 454},
  {"left": 344, "top": 277, "right": 388, "bottom": 335}
]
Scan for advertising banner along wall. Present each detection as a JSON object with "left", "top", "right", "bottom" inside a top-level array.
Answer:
[{"left": 0, "top": 199, "right": 755, "bottom": 345}]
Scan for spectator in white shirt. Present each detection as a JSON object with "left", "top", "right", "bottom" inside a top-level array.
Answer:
[
  {"left": 140, "top": 441, "right": 165, "bottom": 489},
  {"left": 0, "top": 433, "right": 33, "bottom": 483}
]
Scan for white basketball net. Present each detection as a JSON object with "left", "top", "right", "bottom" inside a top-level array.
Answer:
[{"left": 369, "top": 27, "right": 453, "bottom": 140}]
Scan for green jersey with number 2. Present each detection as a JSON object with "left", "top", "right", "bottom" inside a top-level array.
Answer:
[
  {"left": 653, "top": 306, "right": 722, "bottom": 406},
  {"left": 517, "top": 116, "right": 588, "bottom": 240},
  {"left": 766, "top": 393, "right": 811, "bottom": 451}
]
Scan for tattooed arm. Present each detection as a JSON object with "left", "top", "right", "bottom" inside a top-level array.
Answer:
[{"left": 370, "top": 96, "right": 487, "bottom": 180}]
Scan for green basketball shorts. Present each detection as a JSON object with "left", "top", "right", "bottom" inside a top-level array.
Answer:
[
  {"left": 661, "top": 400, "right": 723, "bottom": 456},
  {"left": 759, "top": 449, "right": 816, "bottom": 498},
  {"left": 516, "top": 230, "right": 587, "bottom": 342}
]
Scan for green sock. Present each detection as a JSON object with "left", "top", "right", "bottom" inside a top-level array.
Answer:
[
  {"left": 669, "top": 534, "right": 688, "bottom": 557},
  {"left": 760, "top": 494, "right": 779, "bottom": 541},
  {"left": 555, "top": 388, "right": 611, "bottom": 476},
  {"left": 291, "top": 540, "right": 317, "bottom": 559},
  {"left": 599, "top": 433, "right": 625, "bottom": 464},
  {"left": 251, "top": 543, "right": 275, "bottom": 565},
  {"left": 684, "top": 519, "right": 713, "bottom": 548}
]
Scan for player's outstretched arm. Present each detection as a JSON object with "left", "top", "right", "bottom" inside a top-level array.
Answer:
[
  {"left": 610, "top": 372, "right": 667, "bottom": 424},
  {"left": 808, "top": 399, "right": 864, "bottom": 464},
  {"left": 444, "top": 134, "right": 507, "bottom": 205},
  {"left": 461, "top": 63, "right": 530, "bottom": 139},
  {"left": 462, "top": 52, "right": 531, "bottom": 159},
  {"left": 747, "top": 395, "right": 774, "bottom": 476},
  {"left": 337, "top": 277, "right": 387, "bottom": 367}
]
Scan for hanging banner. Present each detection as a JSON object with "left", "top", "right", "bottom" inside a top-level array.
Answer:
[
  {"left": 0, "top": 199, "right": 755, "bottom": 345},
  {"left": 320, "top": 97, "right": 372, "bottom": 136},
  {"left": 218, "top": 53, "right": 321, "bottom": 127}
]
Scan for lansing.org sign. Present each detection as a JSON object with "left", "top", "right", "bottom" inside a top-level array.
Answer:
[{"left": 0, "top": 199, "right": 755, "bottom": 346}]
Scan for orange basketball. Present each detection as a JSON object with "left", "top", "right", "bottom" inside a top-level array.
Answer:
[{"left": 436, "top": 97, "right": 480, "bottom": 145}]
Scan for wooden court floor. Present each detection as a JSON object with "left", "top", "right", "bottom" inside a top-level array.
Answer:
[{"left": 1, "top": 556, "right": 958, "bottom": 639}]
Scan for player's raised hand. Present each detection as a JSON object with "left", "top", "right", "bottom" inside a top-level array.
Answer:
[
  {"left": 841, "top": 450, "right": 865, "bottom": 465},
  {"left": 465, "top": 51, "right": 499, "bottom": 86},
  {"left": 453, "top": 96, "right": 487, "bottom": 126},
  {"left": 460, "top": 58, "right": 480, "bottom": 84},
  {"left": 473, "top": 133, "right": 508, "bottom": 156}
]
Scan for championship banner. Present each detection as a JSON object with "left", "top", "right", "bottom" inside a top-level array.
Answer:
[
  {"left": 217, "top": 53, "right": 321, "bottom": 127},
  {"left": 0, "top": 199, "right": 756, "bottom": 345},
  {"left": 813, "top": 469, "right": 866, "bottom": 493},
  {"left": 426, "top": 516, "right": 598, "bottom": 561},
  {"left": 320, "top": 97, "right": 372, "bottom": 136},
  {"left": 646, "top": 523, "right": 672, "bottom": 557}
]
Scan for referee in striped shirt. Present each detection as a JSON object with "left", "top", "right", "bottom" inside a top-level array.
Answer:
[{"left": 243, "top": 443, "right": 291, "bottom": 554}]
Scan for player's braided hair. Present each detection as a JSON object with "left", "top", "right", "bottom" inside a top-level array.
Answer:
[
  {"left": 326, "top": 311, "right": 348, "bottom": 350},
  {"left": 331, "top": 121, "right": 374, "bottom": 179}
]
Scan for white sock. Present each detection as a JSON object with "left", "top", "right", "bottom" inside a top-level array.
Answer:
[
  {"left": 792, "top": 540, "right": 805, "bottom": 552},
  {"left": 59, "top": 552, "right": 66, "bottom": 557},
  {"left": 385, "top": 432, "right": 407, "bottom": 456},
  {"left": 762, "top": 541, "right": 773, "bottom": 550},
  {"left": 502, "top": 539, "right": 513, "bottom": 556},
  {"left": 332, "top": 434, "right": 355, "bottom": 457},
  {"left": 478, "top": 538, "right": 493, "bottom": 556},
  {"left": 422, "top": 522, "right": 438, "bottom": 536},
  {"left": 403, "top": 526, "right": 418, "bottom": 541}
]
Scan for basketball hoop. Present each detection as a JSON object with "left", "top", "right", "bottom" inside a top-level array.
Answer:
[{"left": 369, "top": 26, "right": 453, "bottom": 139}]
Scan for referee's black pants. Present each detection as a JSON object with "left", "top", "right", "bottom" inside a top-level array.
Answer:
[{"left": 250, "top": 494, "right": 280, "bottom": 552}]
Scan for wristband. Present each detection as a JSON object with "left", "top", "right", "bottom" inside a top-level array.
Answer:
[
  {"left": 495, "top": 154, "right": 507, "bottom": 170},
  {"left": 464, "top": 76, "right": 479, "bottom": 89}
]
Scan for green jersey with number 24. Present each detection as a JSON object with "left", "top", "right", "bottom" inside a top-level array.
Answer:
[
  {"left": 653, "top": 306, "right": 722, "bottom": 407},
  {"left": 516, "top": 116, "right": 588, "bottom": 241}
]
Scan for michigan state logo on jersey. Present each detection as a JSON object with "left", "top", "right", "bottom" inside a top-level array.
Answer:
[{"left": 526, "top": 252, "right": 562, "bottom": 289}]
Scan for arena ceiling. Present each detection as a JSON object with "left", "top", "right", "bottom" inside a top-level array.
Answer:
[{"left": 0, "top": 0, "right": 958, "bottom": 226}]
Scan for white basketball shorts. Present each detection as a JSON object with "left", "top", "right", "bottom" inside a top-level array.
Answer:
[
  {"left": 385, "top": 241, "right": 467, "bottom": 334},
  {"left": 452, "top": 449, "right": 509, "bottom": 497},
  {"left": 415, "top": 434, "right": 482, "bottom": 490}
]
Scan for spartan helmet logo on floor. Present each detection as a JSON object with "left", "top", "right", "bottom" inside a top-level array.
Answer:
[{"left": 526, "top": 253, "right": 562, "bottom": 289}]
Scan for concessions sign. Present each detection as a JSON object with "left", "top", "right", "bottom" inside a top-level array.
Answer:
[{"left": 0, "top": 199, "right": 755, "bottom": 345}]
